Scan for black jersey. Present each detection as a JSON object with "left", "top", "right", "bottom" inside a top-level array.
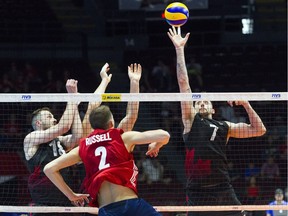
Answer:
[
  {"left": 27, "top": 138, "right": 73, "bottom": 205},
  {"left": 183, "top": 113, "right": 230, "bottom": 188}
]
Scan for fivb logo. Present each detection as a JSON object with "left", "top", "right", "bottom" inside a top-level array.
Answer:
[
  {"left": 22, "top": 95, "right": 31, "bottom": 100},
  {"left": 271, "top": 93, "right": 281, "bottom": 98},
  {"left": 192, "top": 94, "right": 201, "bottom": 99}
]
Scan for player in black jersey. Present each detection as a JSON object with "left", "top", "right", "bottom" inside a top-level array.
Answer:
[
  {"left": 167, "top": 26, "right": 267, "bottom": 216},
  {"left": 23, "top": 63, "right": 113, "bottom": 215},
  {"left": 23, "top": 79, "right": 83, "bottom": 216},
  {"left": 23, "top": 63, "right": 139, "bottom": 215}
]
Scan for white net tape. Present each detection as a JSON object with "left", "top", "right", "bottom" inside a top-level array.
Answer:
[
  {"left": 1, "top": 92, "right": 286, "bottom": 102},
  {"left": 0, "top": 92, "right": 287, "bottom": 214}
]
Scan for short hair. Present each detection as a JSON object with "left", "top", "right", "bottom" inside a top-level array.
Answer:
[
  {"left": 89, "top": 105, "right": 112, "bottom": 130},
  {"left": 275, "top": 188, "right": 284, "bottom": 195},
  {"left": 31, "top": 107, "right": 51, "bottom": 130}
]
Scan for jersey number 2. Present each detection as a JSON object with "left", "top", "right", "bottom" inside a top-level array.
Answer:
[{"left": 95, "top": 146, "right": 110, "bottom": 170}]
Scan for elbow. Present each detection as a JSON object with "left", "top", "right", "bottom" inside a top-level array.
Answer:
[
  {"left": 259, "top": 125, "right": 267, "bottom": 136},
  {"left": 251, "top": 124, "right": 266, "bottom": 137},
  {"left": 261, "top": 126, "right": 267, "bottom": 136},
  {"left": 162, "top": 130, "right": 171, "bottom": 145},
  {"left": 43, "top": 163, "right": 53, "bottom": 177}
]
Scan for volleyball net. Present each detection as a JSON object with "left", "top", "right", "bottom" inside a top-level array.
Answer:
[{"left": 0, "top": 92, "right": 287, "bottom": 215}]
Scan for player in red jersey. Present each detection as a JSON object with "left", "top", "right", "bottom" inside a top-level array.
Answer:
[
  {"left": 44, "top": 63, "right": 168, "bottom": 215},
  {"left": 44, "top": 104, "right": 169, "bottom": 216}
]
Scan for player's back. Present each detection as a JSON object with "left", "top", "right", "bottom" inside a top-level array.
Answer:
[
  {"left": 79, "top": 128, "right": 133, "bottom": 176},
  {"left": 79, "top": 128, "right": 138, "bottom": 207}
]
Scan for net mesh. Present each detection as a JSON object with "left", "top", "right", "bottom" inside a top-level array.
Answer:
[{"left": 0, "top": 92, "right": 287, "bottom": 216}]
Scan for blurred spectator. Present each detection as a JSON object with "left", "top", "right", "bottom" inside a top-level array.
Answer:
[
  {"left": 63, "top": 68, "right": 71, "bottom": 81},
  {"left": 277, "top": 136, "right": 287, "bottom": 187},
  {"left": 263, "top": 134, "right": 280, "bottom": 159},
  {"left": 54, "top": 80, "right": 66, "bottom": 93},
  {"left": 246, "top": 176, "right": 260, "bottom": 205},
  {"left": 150, "top": 59, "right": 171, "bottom": 92},
  {"left": 14, "top": 73, "right": 29, "bottom": 92},
  {"left": 261, "top": 156, "right": 280, "bottom": 180},
  {"left": 23, "top": 62, "right": 38, "bottom": 78},
  {"left": 186, "top": 56, "right": 203, "bottom": 91},
  {"left": 23, "top": 62, "right": 41, "bottom": 92},
  {"left": 140, "top": 65, "right": 154, "bottom": 92},
  {"left": 3, "top": 114, "right": 20, "bottom": 135},
  {"left": 266, "top": 188, "right": 287, "bottom": 216},
  {"left": 8, "top": 62, "right": 20, "bottom": 81},
  {"left": 141, "top": 157, "right": 171, "bottom": 185},
  {"left": 219, "top": 102, "right": 246, "bottom": 123},
  {"left": 219, "top": 102, "right": 236, "bottom": 121},
  {"left": 42, "top": 68, "right": 72, "bottom": 93},
  {"left": 160, "top": 102, "right": 179, "bottom": 132},
  {"left": 1, "top": 73, "right": 15, "bottom": 92},
  {"left": 278, "top": 136, "right": 287, "bottom": 161},
  {"left": 42, "top": 69, "right": 57, "bottom": 92},
  {"left": 227, "top": 161, "right": 241, "bottom": 182},
  {"left": 273, "top": 115, "right": 287, "bottom": 138},
  {"left": 245, "top": 162, "right": 261, "bottom": 181},
  {"left": 136, "top": 151, "right": 148, "bottom": 183}
]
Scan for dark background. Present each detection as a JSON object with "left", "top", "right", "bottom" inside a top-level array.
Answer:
[{"left": 0, "top": 1, "right": 287, "bottom": 215}]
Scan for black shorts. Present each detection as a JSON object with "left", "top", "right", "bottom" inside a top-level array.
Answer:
[{"left": 186, "top": 183, "right": 245, "bottom": 216}]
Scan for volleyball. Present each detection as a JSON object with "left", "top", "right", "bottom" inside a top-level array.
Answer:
[{"left": 164, "top": 2, "right": 189, "bottom": 27}]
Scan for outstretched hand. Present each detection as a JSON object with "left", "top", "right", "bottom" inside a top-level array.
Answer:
[
  {"left": 227, "top": 101, "right": 249, "bottom": 107},
  {"left": 128, "top": 63, "right": 142, "bottom": 82},
  {"left": 100, "top": 63, "right": 112, "bottom": 83},
  {"left": 66, "top": 79, "right": 78, "bottom": 94},
  {"left": 146, "top": 142, "right": 161, "bottom": 157},
  {"left": 70, "top": 193, "right": 90, "bottom": 207},
  {"left": 167, "top": 26, "right": 190, "bottom": 49}
]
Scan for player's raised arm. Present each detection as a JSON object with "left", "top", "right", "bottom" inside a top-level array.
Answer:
[
  {"left": 226, "top": 101, "right": 267, "bottom": 138},
  {"left": 82, "top": 63, "right": 112, "bottom": 137},
  {"left": 24, "top": 79, "right": 79, "bottom": 149},
  {"left": 122, "top": 129, "right": 170, "bottom": 155},
  {"left": 59, "top": 102, "right": 83, "bottom": 151},
  {"left": 167, "top": 26, "right": 195, "bottom": 134},
  {"left": 117, "top": 63, "right": 142, "bottom": 132}
]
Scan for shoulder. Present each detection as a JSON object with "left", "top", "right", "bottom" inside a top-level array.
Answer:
[
  {"left": 112, "top": 128, "right": 124, "bottom": 134},
  {"left": 23, "top": 131, "right": 39, "bottom": 146},
  {"left": 24, "top": 131, "right": 35, "bottom": 140},
  {"left": 269, "top": 201, "right": 276, "bottom": 205}
]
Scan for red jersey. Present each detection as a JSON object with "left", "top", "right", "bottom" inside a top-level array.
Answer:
[{"left": 79, "top": 128, "right": 138, "bottom": 207}]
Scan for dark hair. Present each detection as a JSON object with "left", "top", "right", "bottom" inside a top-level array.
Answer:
[
  {"left": 275, "top": 188, "right": 283, "bottom": 195},
  {"left": 89, "top": 105, "right": 112, "bottom": 130},
  {"left": 31, "top": 107, "right": 51, "bottom": 129}
]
